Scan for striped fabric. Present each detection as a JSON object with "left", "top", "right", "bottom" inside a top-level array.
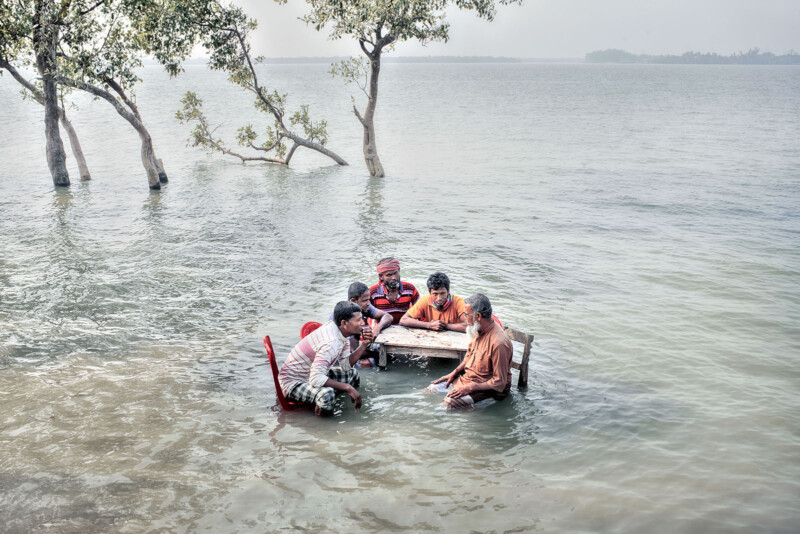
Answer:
[
  {"left": 277, "top": 320, "right": 351, "bottom": 394},
  {"left": 369, "top": 281, "right": 420, "bottom": 324}
]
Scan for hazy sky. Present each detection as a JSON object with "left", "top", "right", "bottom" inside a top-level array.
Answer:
[{"left": 233, "top": 0, "right": 800, "bottom": 58}]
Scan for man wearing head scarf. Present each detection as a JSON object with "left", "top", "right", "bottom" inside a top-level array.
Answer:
[{"left": 369, "top": 257, "right": 420, "bottom": 325}]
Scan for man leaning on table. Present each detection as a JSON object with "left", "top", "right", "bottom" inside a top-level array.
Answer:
[
  {"left": 427, "top": 293, "right": 513, "bottom": 409},
  {"left": 399, "top": 271, "right": 468, "bottom": 333}
]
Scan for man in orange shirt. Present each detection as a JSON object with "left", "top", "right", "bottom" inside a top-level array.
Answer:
[
  {"left": 399, "top": 272, "right": 468, "bottom": 333},
  {"left": 427, "top": 293, "right": 513, "bottom": 409}
]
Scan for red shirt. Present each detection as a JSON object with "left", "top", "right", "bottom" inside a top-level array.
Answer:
[{"left": 369, "top": 281, "right": 419, "bottom": 325}]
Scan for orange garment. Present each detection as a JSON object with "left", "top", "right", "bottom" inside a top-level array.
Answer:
[
  {"left": 455, "top": 321, "right": 513, "bottom": 395},
  {"left": 406, "top": 294, "right": 466, "bottom": 324}
]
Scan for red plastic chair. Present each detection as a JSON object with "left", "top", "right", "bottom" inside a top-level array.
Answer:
[
  {"left": 300, "top": 321, "right": 322, "bottom": 339},
  {"left": 492, "top": 314, "right": 503, "bottom": 328},
  {"left": 263, "top": 335, "right": 304, "bottom": 411}
]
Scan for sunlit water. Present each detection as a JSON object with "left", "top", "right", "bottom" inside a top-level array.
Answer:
[{"left": 1, "top": 62, "right": 799, "bottom": 533}]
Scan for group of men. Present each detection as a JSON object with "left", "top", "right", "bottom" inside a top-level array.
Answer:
[{"left": 277, "top": 257, "right": 514, "bottom": 415}]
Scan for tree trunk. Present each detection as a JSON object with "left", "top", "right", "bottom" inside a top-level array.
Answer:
[
  {"left": 0, "top": 58, "right": 91, "bottom": 181},
  {"left": 283, "top": 131, "right": 348, "bottom": 165},
  {"left": 138, "top": 130, "right": 162, "bottom": 190},
  {"left": 156, "top": 158, "right": 168, "bottom": 183},
  {"left": 57, "top": 75, "right": 162, "bottom": 189},
  {"left": 362, "top": 53, "right": 385, "bottom": 178},
  {"left": 103, "top": 77, "right": 167, "bottom": 187},
  {"left": 60, "top": 110, "right": 91, "bottom": 181},
  {"left": 34, "top": 0, "right": 69, "bottom": 186}
]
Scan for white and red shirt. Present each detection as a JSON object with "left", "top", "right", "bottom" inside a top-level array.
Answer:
[{"left": 278, "top": 320, "right": 352, "bottom": 393}]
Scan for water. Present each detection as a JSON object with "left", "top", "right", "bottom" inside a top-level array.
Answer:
[{"left": 1, "top": 62, "right": 799, "bottom": 532}]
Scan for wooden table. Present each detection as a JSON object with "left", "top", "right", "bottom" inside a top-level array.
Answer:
[{"left": 373, "top": 325, "right": 469, "bottom": 368}]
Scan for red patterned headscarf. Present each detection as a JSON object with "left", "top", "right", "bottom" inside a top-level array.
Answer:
[{"left": 376, "top": 258, "right": 400, "bottom": 274}]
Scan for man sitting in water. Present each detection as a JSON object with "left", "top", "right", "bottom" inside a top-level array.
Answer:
[
  {"left": 427, "top": 293, "right": 513, "bottom": 409},
  {"left": 400, "top": 272, "right": 468, "bottom": 333},
  {"left": 369, "top": 257, "right": 420, "bottom": 325},
  {"left": 279, "top": 301, "right": 373, "bottom": 416},
  {"left": 332, "top": 282, "right": 393, "bottom": 368}
]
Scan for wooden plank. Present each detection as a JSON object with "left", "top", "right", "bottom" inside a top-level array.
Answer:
[
  {"left": 375, "top": 325, "right": 469, "bottom": 351},
  {"left": 374, "top": 325, "right": 468, "bottom": 365},
  {"left": 503, "top": 326, "right": 532, "bottom": 389}
]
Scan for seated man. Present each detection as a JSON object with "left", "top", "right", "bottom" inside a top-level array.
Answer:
[
  {"left": 369, "top": 257, "right": 419, "bottom": 325},
  {"left": 279, "top": 301, "right": 374, "bottom": 416},
  {"left": 399, "top": 272, "right": 468, "bottom": 333},
  {"left": 427, "top": 293, "right": 513, "bottom": 409},
  {"left": 332, "top": 282, "right": 393, "bottom": 367}
]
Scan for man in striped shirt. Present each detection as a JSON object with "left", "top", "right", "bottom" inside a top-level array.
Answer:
[
  {"left": 278, "top": 301, "right": 374, "bottom": 416},
  {"left": 369, "top": 257, "right": 420, "bottom": 325}
]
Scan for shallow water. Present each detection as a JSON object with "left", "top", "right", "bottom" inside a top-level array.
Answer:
[{"left": 1, "top": 62, "right": 799, "bottom": 532}]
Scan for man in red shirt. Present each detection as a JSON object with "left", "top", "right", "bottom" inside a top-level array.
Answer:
[
  {"left": 369, "top": 257, "right": 419, "bottom": 324},
  {"left": 427, "top": 293, "right": 513, "bottom": 409}
]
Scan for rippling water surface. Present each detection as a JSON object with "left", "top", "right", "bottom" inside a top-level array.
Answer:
[{"left": 1, "top": 63, "right": 799, "bottom": 533}]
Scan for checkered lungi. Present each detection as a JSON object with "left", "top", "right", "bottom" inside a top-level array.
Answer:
[{"left": 285, "top": 368, "right": 360, "bottom": 413}]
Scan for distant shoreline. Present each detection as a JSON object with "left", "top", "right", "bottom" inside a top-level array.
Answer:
[
  {"left": 147, "top": 51, "right": 800, "bottom": 67},
  {"left": 586, "top": 48, "right": 800, "bottom": 65},
  {"left": 173, "top": 56, "right": 583, "bottom": 66}
]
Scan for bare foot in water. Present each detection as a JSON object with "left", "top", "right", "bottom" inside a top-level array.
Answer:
[{"left": 357, "top": 358, "right": 374, "bottom": 368}]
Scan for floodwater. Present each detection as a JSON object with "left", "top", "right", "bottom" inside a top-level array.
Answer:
[{"left": 1, "top": 62, "right": 799, "bottom": 532}]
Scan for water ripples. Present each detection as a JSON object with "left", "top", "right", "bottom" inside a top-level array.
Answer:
[{"left": 2, "top": 62, "right": 800, "bottom": 532}]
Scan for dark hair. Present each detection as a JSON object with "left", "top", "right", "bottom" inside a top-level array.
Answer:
[
  {"left": 426, "top": 272, "right": 450, "bottom": 292},
  {"left": 348, "top": 282, "right": 369, "bottom": 300},
  {"left": 333, "top": 301, "right": 362, "bottom": 326},
  {"left": 465, "top": 293, "right": 492, "bottom": 319},
  {"left": 377, "top": 256, "right": 396, "bottom": 266}
]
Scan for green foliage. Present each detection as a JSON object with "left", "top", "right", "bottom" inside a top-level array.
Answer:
[
  {"left": 290, "top": 105, "right": 328, "bottom": 146},
  {"left": 0, "top": 0, "right": 224, "bottom": 100},
  {"left": 175, "top": 91, "right": 204, "bottom": 122},
  {"left": 167, "top": 1, "right": 334, "bottom": 164},
  {"left": 295, "top": 0, "right": 522, "bottom": 51},
  {"left": 0, "top": 0, "right": 33, "bottom": 65},
  {"left": 175, "top": 91, "right": 216, "bottom": 149},
  {"left": 330, "top": 56, "right": 368, "bottom": 85}
]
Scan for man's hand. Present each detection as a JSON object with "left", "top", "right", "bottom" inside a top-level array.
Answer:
[
  {"left": 446, "top": 384, "right": 472, "bottom": 399},
  {"left": 428, "top": 320, "right": 446, "bottom": 331},
  {"left": 431, "top": 374, "right": 448, "bottom": 385},
  {"left": 360, "top": 326, "right": 375, "bottom": 344},
  {"left": 347, "top": 385, "right": 362, "bottom": 410}
]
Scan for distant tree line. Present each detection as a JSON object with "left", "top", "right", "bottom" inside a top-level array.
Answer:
[{"left": 585, "top": 48, "right": 800, "bottom": 65}]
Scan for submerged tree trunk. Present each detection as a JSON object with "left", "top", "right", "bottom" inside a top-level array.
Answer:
[
  {"left": 57, "top": 76, "right": 163, "bottom": 189},
  {"left": 355, "top": 32, "right": 393, "bottom": 178},
  {"left": 59, "top": 109, "right": 91, "bottom": 181},
  {"left": 282, "top": 131, "right": 348, "bottom": 165},
  {"left": 138, "top": 129, "right": 162, "bottom": 189},
  {"left": 0, "top": 59, "right": 91, "bottom": 181},
  {"left": 33, "top": 0, "right": 69, "bottom": 186},
  {"left": 104, "top": 78, "right": 168, "bottom": 185},
  {"left": 362, "top": 52, "right": 385, "bottom": 178}
]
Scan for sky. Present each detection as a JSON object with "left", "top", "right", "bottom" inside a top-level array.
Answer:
[{"left": 232, "top": 0, "right": 800, "bottom": 59}]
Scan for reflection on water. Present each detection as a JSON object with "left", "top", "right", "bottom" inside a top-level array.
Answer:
[{"left": 1, "top": 63, "right": 799, "bottom": 532}]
